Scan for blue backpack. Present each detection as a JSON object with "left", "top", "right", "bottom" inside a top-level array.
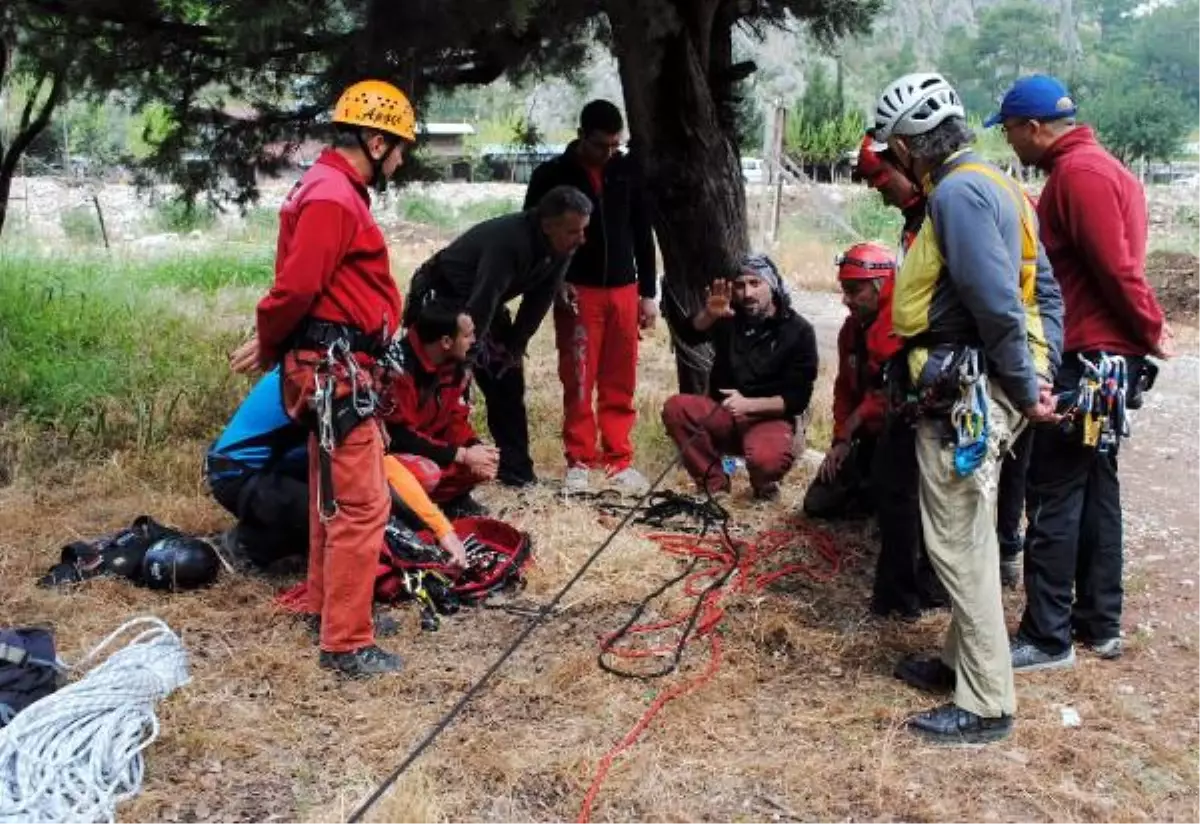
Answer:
[{"left": 0, "top": 627, "right": 64, "bottom": 726}]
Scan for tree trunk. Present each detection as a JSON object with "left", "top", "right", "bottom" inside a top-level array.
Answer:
[{"left": 607, "top": 0, "right": 748, "bottom": 394}]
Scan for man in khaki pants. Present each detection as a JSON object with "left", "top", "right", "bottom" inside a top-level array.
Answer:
[{"left": 871, "top": 72, "right": 1063, "bottom": 745}]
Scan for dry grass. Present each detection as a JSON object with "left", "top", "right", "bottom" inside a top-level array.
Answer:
[
  {"left": 2, "top": 311, "right": 1197, "bottom": 824},
  {"left": 1, "top": 217, "right": 1197, "bottom": 823}
]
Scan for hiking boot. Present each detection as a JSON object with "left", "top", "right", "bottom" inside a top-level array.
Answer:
[
  {"left": 1086, "top": 637, "right": 1123, "bottom": 660},
  {"left": 906, "top": 703, "right": 1012, "bottom": 745},
  {"left": 304, "top": 611, "right": 401, "bottom": 642},
  {"left": 318, "top": 644, "right": 403, "bottom": 678},
  {"left": 870, "top": 599, "right": 921, "bottom": 623},
  {"left": 752, "top": 481, "right": 781, "bottom": 501},
  {"left": 1000, "top": 554, "right": 1021, "bottom": 590},
  {"left": 498, "top": 471, "right": 538, "bottom": 489},
  {"left": 442, "top": 493, "right": 489, "bottom": 519},
  {"left": 1011, "top": 637, "right": 1075, "bottom": 672},
  {"left": 563, "top": 465, "right": 590, "bottom": 493},
  {"left": 608, "top": 466, "right": 650, "bottom": 495},
  {"left": 894, "top": 654, "right": 956, "bottom": 693}
]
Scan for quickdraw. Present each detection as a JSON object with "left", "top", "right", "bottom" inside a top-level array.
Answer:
[
  {"left": 948, "top": 349, "right": 989, "bottom": 477},
  {"left": 1063, "top": 352, "right": 1130, "bottom": 453}
]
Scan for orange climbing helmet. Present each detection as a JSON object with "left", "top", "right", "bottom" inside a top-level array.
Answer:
[
  {"left": 333, "top": 80, "right": 417, "bottom": 143},
  {"left": 836, "top": 242, "right": 896, "bottom": 282}
]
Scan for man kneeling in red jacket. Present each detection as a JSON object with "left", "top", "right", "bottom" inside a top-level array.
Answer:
[
  {"left": 385, "top": 300, "right": 499, "bottom": 519},
  {"left": 803, "top": 243, "right": 900, "bottom": 518}
]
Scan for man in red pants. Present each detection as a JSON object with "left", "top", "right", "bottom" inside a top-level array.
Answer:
[
  {"left": 385, "top": 300, "right": 499, "bottom": 517},
  {"left": 524, "top": 100, "right": 659, "bottom": 495},
  {"left": 251, "top": 80, "right": 421, "bottom": 678},
  {"left": 662, "top": 255, "right": 819, "bottom": 499}
]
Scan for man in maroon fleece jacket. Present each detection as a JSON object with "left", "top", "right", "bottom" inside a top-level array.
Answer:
[{"left": 990, "top": 74, "right": 1173, "bottom": 671}]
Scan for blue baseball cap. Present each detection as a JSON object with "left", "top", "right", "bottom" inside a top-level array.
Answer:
[{"left": 983, "top": 75, "right": 1077, "bottom": 128}]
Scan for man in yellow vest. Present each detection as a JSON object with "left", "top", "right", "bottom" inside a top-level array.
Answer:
[{"left": 872, "top": 72, "right": 1064, "bottom": 744}]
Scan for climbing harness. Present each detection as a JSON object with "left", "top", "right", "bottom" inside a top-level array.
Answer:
[
  {"left": 307, "top": 331, "right": 398, "bottom": 522},
  {"left": 0, "top": 617, "right": 189, "bottom": 824},
  {"left": 1063, "top": 352, "right": 1132, "bottom": 453},
  {"left": 948, "top": 349, "right": 990, "bottom": 477}
]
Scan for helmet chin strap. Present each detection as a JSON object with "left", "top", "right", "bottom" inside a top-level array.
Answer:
[{"left": 356, "top": 131, "right": 399, "bottom": 194}]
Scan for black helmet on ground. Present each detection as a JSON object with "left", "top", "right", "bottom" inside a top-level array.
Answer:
[{"left": 140, "top": 537, "right": 221, "bottom": 591}]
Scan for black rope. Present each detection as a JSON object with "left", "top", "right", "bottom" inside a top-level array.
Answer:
[
  {"left": 346, "top": 408, "right": 726, "bottom": 823},
  {"left": 573, "top": 488, "right": 729, "bottom": 532}
]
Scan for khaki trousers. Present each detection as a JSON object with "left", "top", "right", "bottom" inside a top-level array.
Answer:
[{"left": 915, "top": 382, "right": 1022, "bottom": 718}]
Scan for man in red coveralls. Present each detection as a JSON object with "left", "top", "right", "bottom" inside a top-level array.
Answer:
[
  {"left": 989, "top": 75, "right": 1173, "bottom": 669},
  {"left": 250, "top": 80, "right": 426, "bottom": 677},
  {"left": 524, "top": 100, "right": 659, "bottom": 495},
  {"left": 802, "top": 242, "right": 900, "bottom": 519}
]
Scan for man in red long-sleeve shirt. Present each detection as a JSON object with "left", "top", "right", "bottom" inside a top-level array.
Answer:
[
  {"left": 991, "top": 75, "right": 1172, "bottom": 670},
  {"left": 249, "top": 80, "right": 427, "bottom": 678},
  {"left": 803, "top": 242, "right": 900, "bottom": 518}
]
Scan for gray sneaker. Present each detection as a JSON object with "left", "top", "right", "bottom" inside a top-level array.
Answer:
[
  {"left": 1087, "top": 637, "right": 1123, "bottom": 660},
  {"left": 1011, "top": 638, "right": 1075, "bottom": 672},
  {"left": 318, "top": 644, "right": 403, "bottom": 677}
]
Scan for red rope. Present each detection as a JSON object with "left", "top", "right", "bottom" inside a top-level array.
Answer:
[{"left": 577, "top": 517, "right": 843, "bottom": 822}]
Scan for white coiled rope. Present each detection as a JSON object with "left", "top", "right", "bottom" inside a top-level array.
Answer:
[{"left": 0, "top": 616, "right": 190, "bottom": 823}]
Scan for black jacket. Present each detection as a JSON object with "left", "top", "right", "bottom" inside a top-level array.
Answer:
[
  {"left": 409, "top": 210, "right": 571, "bottom": 354},
  {"left": 676, "top": 308, "right": 820, "bottom": 418},
  {"left": 523, "top": 144, "right": 658, "bottom": 297}
]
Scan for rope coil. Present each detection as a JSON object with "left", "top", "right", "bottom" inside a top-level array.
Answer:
[{"left": 0, "top": 616, "right": 190, "bottom": 824}]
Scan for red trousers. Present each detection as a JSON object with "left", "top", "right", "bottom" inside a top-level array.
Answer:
[
  {"left": 284, "top": 352, "right": 390, "bottom": 654},
  {"left": 554, "top": 283, "right": 639, "bottom": 472},
  {"left": 395, "top": 454, "right": 479, "bottom": 502},
  {"left": 661, "top": 394, "right": 796, "bottom": 494}
]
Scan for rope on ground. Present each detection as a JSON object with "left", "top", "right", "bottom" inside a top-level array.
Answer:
[
  {"left": 0, "top": 616, "right": 190, "bottom": 824},
  {"left": 578, "top": 516, "right": 843, "bottom": 823},
  {"left": 346, "top": 441, "right": 700, "bottom": 823},
  {"left": 572, "top": 489, "right": 729, "bottom": 533}
]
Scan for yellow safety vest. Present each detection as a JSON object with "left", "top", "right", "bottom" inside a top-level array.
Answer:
[{"left": 892, "top": 160, "right": 1051, "bottom": 384}]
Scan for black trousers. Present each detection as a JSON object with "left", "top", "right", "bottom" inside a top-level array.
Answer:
[
  {"left": 474, "top": 362, "right": 536, "bottom": 485},
  {"left": 997, "top": 427, "right": 1033, "bottom": 559},
  {"left": 802, "top": 436, "right": 877, "bottom": 519},
  {"left": 1017, "top": 353, "right": 1137, "bottom": 654},
  {"left": 870, "top": 415, "right": 946, "bottom": 614},
  {"left": 210, "top": 469, "right": 309, "bottom": 567}
]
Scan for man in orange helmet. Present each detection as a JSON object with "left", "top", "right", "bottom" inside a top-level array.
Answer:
[
  {"left": 803, "top": 243, "right": 901, "bottom": 520},
  {"left": 246, "top": 79, "right": 437, "bottom": 677}
]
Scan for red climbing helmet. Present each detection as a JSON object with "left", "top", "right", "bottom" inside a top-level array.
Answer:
[
  {"left": 857, "top": 132, "right": 892, "bottom": 188},
  {"left": 836, "top": 242, "right": 896, "bottom": 282}
]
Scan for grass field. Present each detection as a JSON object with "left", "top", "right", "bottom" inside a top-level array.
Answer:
[{"left": 0, "top": 189, "right": 1197, "bottom": 823}]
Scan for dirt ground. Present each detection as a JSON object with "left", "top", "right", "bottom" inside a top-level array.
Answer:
[
  {"left": 1147, "top": 250, "right": 1200, "bottom": 321},
  {"left": 1, "top": 268, "right": 1196, "bottom": 822}
]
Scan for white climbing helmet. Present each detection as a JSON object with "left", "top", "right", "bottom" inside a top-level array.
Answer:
[{"left": 873, "top": 72, "right": 965, "bottom": 141}]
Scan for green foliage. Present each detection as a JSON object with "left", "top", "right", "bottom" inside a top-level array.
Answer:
[
  {"left": 0, "top": 253, "right": 245, "bottom": 451},
  {"left": 400, "top": 196, "right": 457, "bottom": 229},
  {"left": 154, "top": 199, "right": 218, "bottom": 233},
  {"left": 941, "top": 0, "right": 1065, "bottom": 115},
  {"left": 786, "top": 63, "right": 866, "bottom": 163},
  {"left": 129, "top": 253, "right": 274, "bottom": 292},
  {"left": 59, "top": 205, "right": 103, "bottom": 244},
  {"left": 1126, "top": 0, "right": 1199, "bottom": 118},
  {"left": 1087, "top": 72, "right": 1194, "bottom": 163},
  {"left": 399, "top": 195, "right": 520, "bottom": 231}
]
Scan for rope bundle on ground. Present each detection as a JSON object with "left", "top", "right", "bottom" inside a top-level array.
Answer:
[
  {"left": 579, "top": 517, "right": 843, "bottom": 822},
  {"left": 0, "top": 616, "right": 190, "bottom": 824}
]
